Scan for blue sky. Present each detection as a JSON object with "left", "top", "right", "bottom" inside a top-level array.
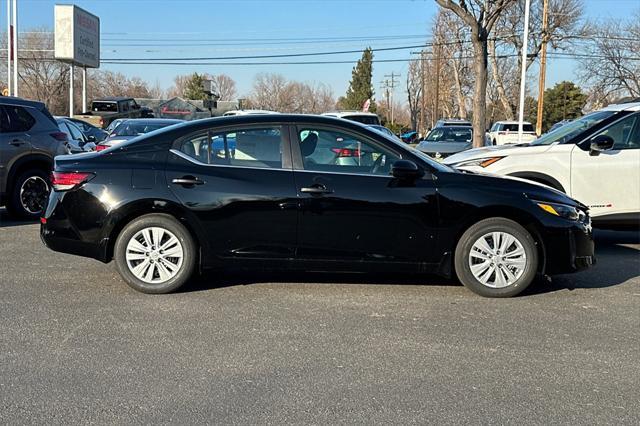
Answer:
[{"left": 13, "top": 0, "right": 639, "bottom": 100}]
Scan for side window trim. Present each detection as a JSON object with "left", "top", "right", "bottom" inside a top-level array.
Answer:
[
  {"left": 291, "top": 124, "right": 402, "bottom": 175},
  {"left": 172, "top": 123, "right": 293, "bottom": 170}
]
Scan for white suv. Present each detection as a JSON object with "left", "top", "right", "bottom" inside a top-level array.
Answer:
[
  {"left": 487, "top": 121, "right": 537, "bottom": 145},
  {"left": 444, "top": 102, "right": 640, "bottom": 229}
]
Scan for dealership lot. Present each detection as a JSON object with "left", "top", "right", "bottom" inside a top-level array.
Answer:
[{"left": 1, "top": 210, "right": 638, "bottom": 424}]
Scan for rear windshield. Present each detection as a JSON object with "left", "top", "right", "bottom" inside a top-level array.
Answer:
[
  {"left": 502, "top": 123, "right": 534, "bottom": 132},
  {"left": 92, "top": 102, "right": 118, "bottom": 112},
  {"left": 112, "top": 121, "right": 177, "bottom": 136},
  {"left": 343, "top": 115, "right": 380, "bottom": 125},
  {"left": 426, "top": 127, "right": 472, "bottom": 142}
]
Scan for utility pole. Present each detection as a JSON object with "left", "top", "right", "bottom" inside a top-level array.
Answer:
[
  {"left": 11, "top": 0, "right": 17, "bottom": 96},
  {"left": 420, "top": 50, "right": 426, "bottom": 136},
  {"left": 434, "top": 42, "right": 441, "bottom": 126},
  {"left": 383, "top": 71, "right": 400, "bottom": 125},
  {"left": 6, "top": 0, "right": 11, "bottom": 95},
  {"left": 535, "top": 0, "right": 549, "bottom": 136}
]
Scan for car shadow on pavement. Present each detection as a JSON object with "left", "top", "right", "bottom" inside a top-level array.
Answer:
[
  {"left": 0, "top": 208, "right": 38, "bottom": 228},
  {"left": 183, "top": 229, "right": 640, "bottom": 296}
]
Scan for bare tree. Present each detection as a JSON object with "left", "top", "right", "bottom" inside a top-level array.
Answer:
[
  {"left": 406, "top": 59, "right": 422, "bottom": 131},
  {"left": 248, "top": 73, "right": 335, "bottom": 113},
  {"left": 491, "top": 0, "right": 586, "bottom": 119},
  {"left": 210, "top": 74, "right": 237, "bottom": 101},
  {"left": 579, "top": 11, "right": 640, "bottom": 99},
  {"left": 434, "top": 0, "right": 517, "bottom": 147}
]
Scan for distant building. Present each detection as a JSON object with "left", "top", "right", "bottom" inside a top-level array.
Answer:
[{"left": 134, "top": 97, "right": 239, "bottom": 120}]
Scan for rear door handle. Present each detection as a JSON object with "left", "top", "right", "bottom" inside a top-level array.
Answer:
[
  {"left": 172, "top": 176, "right": 204, "bottom": 186},
  {"left": 300, "top": 185, "right": 333, "bottom": 195}
]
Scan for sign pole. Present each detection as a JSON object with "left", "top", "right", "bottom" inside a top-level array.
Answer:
[
  {"left": 6, "top": 0, "right": 11, "bottom": 96},
  {"left": 12, "top": 0, "right": 17, "bottom": 96},
  {"left": 82, "top": 66, "right": 87, "bottom": 113},
  {"left": 69, "top": 64, "right": 74, "bottom": 117}
]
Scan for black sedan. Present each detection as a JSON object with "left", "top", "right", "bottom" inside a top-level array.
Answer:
[{"left": 41, "top": 115, "right": 594, "bottom": 297}]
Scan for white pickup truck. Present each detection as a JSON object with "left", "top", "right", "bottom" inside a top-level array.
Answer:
[{"left": 487, "top": 121, "right": 537, "bottom": 145}]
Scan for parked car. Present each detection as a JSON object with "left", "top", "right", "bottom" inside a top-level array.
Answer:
[
  {"left": 96, "top": 118, "right": 185, "bottom": 151},
  {"left": 416, "top": 126, "right": 473, "bottom": 160},
  {"left": 321, "top": 111, "right": 381, "bottom": 125},
  {"left": 0, "top": 97, "right": 69, "bottom": 219},
  {"left": 400, "top": 131, "right": 419, "bottom": 144},
  {"left": 444, "top": 101, "right": 640, "bottom": 230},
  {"left": 74, "top": 97, "right": 145, "bottom": 129},
  {"left": 55, "top": 118, "right": 97, "bottom": 153},
  {"left": 64, "top": 117, "right": 108, "bottom": 142},
  {"left": 367, "top": 124, "right": 402, "bottom": 142},
  {"left": 105, "top": 118, "right": 125, "bottom": 135},
  {"left": 434, "top": 118, "right": 472, "bottom": 128},
  {"left": 41, "top": 114, "right": 594, "bottom": 297},
  {"left": 488, "top": 121, "right": 537, "bottom": 145}
]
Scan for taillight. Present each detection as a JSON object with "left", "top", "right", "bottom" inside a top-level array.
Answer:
[
  {"left": 99, "top": 118, "right": 104, "bottom": 127},
  {"left": 50, "top": 171, "right": 94, "bottom": 191},
  {"left": 50, "top": 131, "right": 68, "bottom": 142},
  {"left": 331, "top": 148, "right": 361, "bottom": 157},
  {"left": 95, "top": 144, "right": 108, "bottom": 151}
]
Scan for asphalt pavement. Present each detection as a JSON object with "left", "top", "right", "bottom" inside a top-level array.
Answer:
[{"left": 1, "top": 209, "right": 639, "bottom": 424}]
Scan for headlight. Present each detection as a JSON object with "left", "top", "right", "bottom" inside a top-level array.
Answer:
[
  {"left": 454, "top": 156, "right": 504, "bottom": 168},
  {"left": 535, "top": 201, "right": 581, "bottom": 221}
]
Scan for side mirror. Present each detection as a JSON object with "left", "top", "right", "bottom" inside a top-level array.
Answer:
[
  {"left": 87, "top": 135, "right": 96, "bottom": 142},
  {"left": 589, "top": 134, "right": 614, "bottom": 155},
  {"left": 391, "top": 160, "right": 425, "bottom": 180}
]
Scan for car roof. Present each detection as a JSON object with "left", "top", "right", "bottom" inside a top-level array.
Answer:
[
  {"left": 600, "top": 101, "right": 640, "bottom": 112},
  {"left": 223, "top": 109, "right": 279, "bottom": 115},
  {"left": 118, "top": 118, "right": 184, "bottom": 124},
  {"left": 93, "top": 97, "right": 134, "bottom": 102},
  {"left": 322, "top": 111, "right": 378, "bottom": 117},
  {"left": 0, "top": 96, "right": 46, "bottom": 109},
  {"left": 494, "top": 121, "right": 532, "bottom": 124}
]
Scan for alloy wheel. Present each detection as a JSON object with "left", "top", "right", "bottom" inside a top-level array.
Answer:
[
  {"left": 125, "top": 227, "right": 184, "bottom": 284},
  {"left": 468, "top": 231, "right": 527, "bottom": 288},
  {"left": 19, "top": 176, "right": 49, "bottom": 215}
]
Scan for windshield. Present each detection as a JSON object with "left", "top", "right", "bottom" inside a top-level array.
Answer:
[
  {"left": 426, "top": 127, "right": 472, "bottom": 142},
  {"left": 531, "top": 110, "right": 616, "bottom": 146},
  {"left": 112, "top": 121, "right": 176, "bottom": 137}
]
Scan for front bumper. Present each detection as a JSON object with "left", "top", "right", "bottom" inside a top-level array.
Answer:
[{"left": 542, "top": 219, "right": 595, "bottom": 275}]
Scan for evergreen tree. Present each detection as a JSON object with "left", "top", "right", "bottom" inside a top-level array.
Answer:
[
  {"left": 183, "top": 73, "right": 207, "bottom": 100},
  {"left": 340, "top": 48, "right": 376, "bottom": 112},
  {"left": 541, "top": 81, "right": 587, "bottom": 132}
]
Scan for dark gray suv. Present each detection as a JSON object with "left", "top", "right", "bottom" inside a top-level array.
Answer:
[{"left": 0, "top": 97, "right": 69, "bottom": 219}]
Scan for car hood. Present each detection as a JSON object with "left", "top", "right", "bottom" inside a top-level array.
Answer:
[
  {"left": 417, "top": 141, "right": 472, "bottom": 154},
  {"left": 453, "top": 168, "right": 586, "bottom": 209},
  {"left": 443, "top": 143, "right": 549, "bottom": 164}
]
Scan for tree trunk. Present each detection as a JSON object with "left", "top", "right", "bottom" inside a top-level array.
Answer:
[
  {"left": 451, "top": 60, "right": 467, "bottom": 119},
  {"left": 488, "top": 39, "right": 515, "bottom": 120},
  {"left": 471, "top": 39, "right": 489, "bottom": 148}
]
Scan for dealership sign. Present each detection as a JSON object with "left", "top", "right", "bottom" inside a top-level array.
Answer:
[{"left": 54, "top": 4, "right": 100, "bottom": 68}]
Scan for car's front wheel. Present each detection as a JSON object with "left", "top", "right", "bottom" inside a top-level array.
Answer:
[
  {"left": 114, "top": 214, "right": 197, "bottom": 294},
  {"left": 454, "top": 218, "right": 538, "bottom": 297}
]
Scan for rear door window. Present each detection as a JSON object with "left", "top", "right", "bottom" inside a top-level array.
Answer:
[{"left": 177, "top": 126, "right": 285, "bottom": 169}]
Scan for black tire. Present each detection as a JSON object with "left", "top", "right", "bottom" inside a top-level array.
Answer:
[
  {"left": 6, "top": 169, "right": 50, "bottom": 220},
  {"left": 454, "top": 217, "right": 538, "bottom": 298},
  {"left": 114, "top": 214, "right": 197, "bottom": 294}
]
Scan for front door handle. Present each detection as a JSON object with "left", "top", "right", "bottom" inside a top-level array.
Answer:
[
  {"left": 300, "top": 184, "right": 333, "bottom": 195},
  {"left": 172, "top": 176, "right": 204, "bottom": 186},
  {"left": 10, "top": 139, "right": 25, "bottom": 146}
]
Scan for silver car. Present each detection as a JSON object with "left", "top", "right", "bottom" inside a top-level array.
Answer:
[{"left": 416, "top": 126, "right": 473, "bottom": 160}]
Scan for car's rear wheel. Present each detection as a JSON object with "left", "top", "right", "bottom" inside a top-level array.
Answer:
[
  {"left": 6, "top": 169, "right": 50, "bottom": 220},
  {"left": 454, "top": 218, "right": 538, "bottom": 297},
  {"left": 114, "top": 214, "right": 196, "bottom": 294}
]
